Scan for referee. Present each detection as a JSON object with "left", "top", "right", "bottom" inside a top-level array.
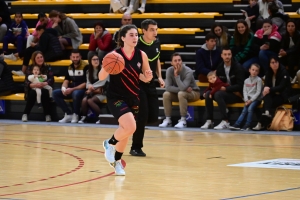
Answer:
[{"left": 130, "top": 19, "right": 165, "bottom": 156}]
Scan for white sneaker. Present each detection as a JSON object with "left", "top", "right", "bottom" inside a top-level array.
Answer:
[
  {"left": 22, "top": 114, "right": 28, "bottom": 122},
  {"left": 118, "top": 6, "right": 127, "bottom": 13},
  {"left": 174, "top": 119, "right": 187, "bottom": 128},
  {"left": 159, "top": 118, "right": 172, "bottom": 127},
  {"left": 96, "top": 119, "right": 100, "bottom": 124},
  {"left": 58, "top": 113, "right": 72, "bottom": 123},
  {"left": 45, "top": 115, "right": 51, "bottom": 122},
  {"left": 12, "top": 70, "right": 25, "bottom": 76},
  {"left": 110, "top": 160, "right": 125, "bottom": 176},
  {"left": 103, "top": 139, "right": 116, "bottom": 163},
  {"left": 214, "top": 120, "right": 230, "bottom": 130},
  {"left": 252, "top": 122, "right": 262, "bottom": 131},
  {"left": 71, "top": 113, "right": 79, "bottom": 123},
  {"left": 124, "top": 7, "right": 134, "bottom": 14},
  {"left": 137, "top": 6, "right": 145, "bottom": 14},
  {"left": 200, "top": 120, "right": 213, "bottom": 129},
  {"left": 297, "top": 8, "right": 300, "bottom": 14},
  {"left": 4, "top": 53, "right": 17, "bottom": 61},
  {"left": 78, "top": 116, "right": 86, "bottom": 124}
]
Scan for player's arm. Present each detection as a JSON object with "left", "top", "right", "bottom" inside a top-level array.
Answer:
[
  {"left": 98, "top": 67, "right": 109, "bottom": 82},
  {"left": 140, "top": 51, "right": 153, "bottom": 82},
  {"left": 156, "top": 58, "right": 165, "bottom": 88}
]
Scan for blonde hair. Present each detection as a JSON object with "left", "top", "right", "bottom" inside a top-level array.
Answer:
[{"left": 207, "top": 71, "right": 216, "bottom": 78}]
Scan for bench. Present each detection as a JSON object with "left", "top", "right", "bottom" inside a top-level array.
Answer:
[
  {"left": 13, "top": 76, "right": 65, "bottom": 83},
  {"left": 286, "top": 12, "right": 300, "bottom": 18}
]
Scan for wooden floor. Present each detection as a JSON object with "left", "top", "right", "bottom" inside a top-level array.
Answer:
[{"left": 0, "top": 122, "right": 300, "bottom": 200}]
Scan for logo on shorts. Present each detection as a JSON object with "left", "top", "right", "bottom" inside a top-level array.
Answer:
[
  {"left": 114, "top": 100, "right": 124, "bottom": 107},
  {"left": 137, "top": 62, "right": 141, "bottom": 68}
]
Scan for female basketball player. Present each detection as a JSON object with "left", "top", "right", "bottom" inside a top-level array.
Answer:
[{"left": 98, "top": 24, "right": 153, "bottom": 175}]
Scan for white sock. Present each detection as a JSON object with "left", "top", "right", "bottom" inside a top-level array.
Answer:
[
  {"left": 207, "top": 120, "right": 212, "bottom": 123},
  {"left": 181, "top": 117, "right": 186, "bottom": 121},
  {"left": 166, "top": 117, "right": 171, "bottom": 121},
  {"left": 265, "top": 110, "right": 269, "bottom": 115}
]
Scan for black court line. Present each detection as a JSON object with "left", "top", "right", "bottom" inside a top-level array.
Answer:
[{"left": 221, "top": 186, "right": 300, "bottom": 199}]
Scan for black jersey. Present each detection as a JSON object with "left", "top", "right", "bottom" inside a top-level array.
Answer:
[
  {"left": 107, "top": 47, "right": 143, "bottom": 99},
  {"left": 137, "top": 36, "right": 160, "bottom": 74}
]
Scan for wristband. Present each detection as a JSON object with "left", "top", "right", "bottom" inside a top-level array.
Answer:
[{"left": 61, "top": 87, "right": 66, "bottom": 93}]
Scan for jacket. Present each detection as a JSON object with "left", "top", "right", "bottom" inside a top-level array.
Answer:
[
  {"left": 195, "top": 44, "right": 222, "bottom": 77},
  {"left": 0, "top": 0, "right": 10, "bottom": 27},
  {"left": 32, "top": 18, "right": 53, "bottom": 38},
  {"left": 281, "top": 31, "right": 300, "bottom": 56},
  {"left": 230, "top": 32, "right": 255, "bottom": 63},
  {"left": 0, "top": 58, "right": 15, "bottom": 96},
  {"left": 203, "top": 77, "right": 229, "bottom": 96},
  {"left": 37, "top": 28, "right": 63, "bottom": 57},
  {"left": 6, "top": 20, "right": 28, "bottom": 38},
  {"left": 243, "top": 76, "right": 263, "bottom": 102},
  {"left": 269, "top": 12, "right": 289, "bottom": 36},
  {"left": 89, "top": 30, "right": 112, "bottom": 52}
]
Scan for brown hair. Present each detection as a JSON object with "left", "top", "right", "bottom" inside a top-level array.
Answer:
[
  {"left": 31, "top": 51, "right": 44, "bottom": 66},
  {"left": 233, "top": 19, "right": 250, "bottom": 46},
  {"left": 207, "top": 71, "right": 216, "bottom": 78},
  {"left": 211, "top": 23, "right": 229, "bottom": 47},
  {"left": 117, "top": 24, "right": 138, "bottom": 47},
  {"left": 49, "top": 10, "right": 67, "bottom": 20}
]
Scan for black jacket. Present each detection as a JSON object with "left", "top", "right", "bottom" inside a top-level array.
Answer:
[
  {"left": 0, "top": 58, "right": 15, "bottom": 96},
  {"left": 216, "top": 60, "right": 246, "bottom": 94},
  {"left": 0, "top": 0, "right": 10, "bottom": 27},
  {"left": 281, "top": 30, "right": 300, "bottom": 56}
]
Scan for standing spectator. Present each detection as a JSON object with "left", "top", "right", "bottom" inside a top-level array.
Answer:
[
  {"left": 159, "top": 53, "right": 200, "bottom": 128},
  {"left": 88, "top": 21, "right": 112, "bottom": 62},
  {"left": 253, "top": 56, "right": 292, "bottom": 130},
  {"left": 268, "top": 1, "right": 289, "bottom": 35},
  {"left": 230, "top": 19, "right": 255, "bottom": 66},
  {"left": 112, "top": 13, "right": 132, "bottom": 49},
  {"left": 241, "top": 0, "right": 259, "bottom": 32},
  {"left": 279, "top": 19, "right": 300, "bottom": 80},
  {"left": 78, "top": 53, "right": 108, "bottom": 124},
  {"left": 195, "top": 32, "right": 222, "bottom": 82},
  {"left": 49, "top": 10, "right": 82, "bottom": 50},
  {"left": 26, "top": 12, "right": 52, "bottom": 48},
  {"left": 201, "top": 48, "right": 245, "bottom": 130},
  {"left": 229, "top": 64, "right": 263, "bottom": 131},
  {"left": 52, "top": 50, "right": 87, "bottom": 123},
  {"left": 1, "top": 12, "right": 28, "bottom": 61},
  {"left": 22, "top": 51, "right": 54, "bottom": 122},
  {"left": 0, "top": 0, "right": 10, "bottom": 42},
  {"left": 210, "top": 23, "right": 231, "bottom": 49}
]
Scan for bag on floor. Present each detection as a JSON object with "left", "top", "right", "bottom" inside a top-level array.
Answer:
[{"left": 268, "top": 106, "right": 295, "bottom": 131}]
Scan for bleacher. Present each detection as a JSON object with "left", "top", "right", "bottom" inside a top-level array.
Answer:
[{"left": 1, "top": 0, "right": 300, "bottom": 129}]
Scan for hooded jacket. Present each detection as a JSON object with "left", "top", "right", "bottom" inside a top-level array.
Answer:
[
  {"left": 269, "top": 12, "right": 289, "bottom": 35},
  {"left": 6, "top": 20, "right": 28, "bottom": 38},
  {"left": 281, "top": 30, "right": 300, "bottom": 56},
  {"left": 89, "top": 30, "right": 112, "bottom": 52},
  {"left": 37, "top": 28, "right": 63, "bottom": 58}
]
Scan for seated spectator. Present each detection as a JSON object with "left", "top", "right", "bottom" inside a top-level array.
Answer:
[
  {"left": 241, "top": 0, "right": 259, "bottom": 32},
  {"left": 245, "top": 19, "right": 281, "bottom": 72},
  {"left": 12, "top": 25, "right": 63, "bottom": 76},
  {"left": 195, "top": 32, "right": 222, "bottom": 82},
  {"left": 78, "top": 53, "right": 108, "bottom": 124},
  {"left": 0, "top": 0, "right": 10, "bottom": 42},
  {"left": 229, "top": 64, "right": 263, "bottom": 131},
  {"left": 0, "top": 57, "right": 15, "bottom": 96},
  {"left": 159, "top": 53, "right": 200, "bottom": 128},
  {"left": 112, "top": 13, "right": 132, "bottom": 49},
  {"left": 203, "top": 71, "right": 229, "bottom": 99},
  {"left": 210, "top": 23, "right": 231, "bottom": 49},
  {"left": 88, "top": 21, "right": 112, "bottom": 62},
  {"left": 257, "top": 0, "right": 284, "bottom": 29},
  {"left": 230, "top": 19, "right": 255, "bottom": 66},
  {"left": 253, "top": 56, "right": 292, "bottom": 130},
  {"left": 26, "top": 12, "right": 52, "bottom": 48},
  {"left": 201, "top": 48, "right": 245, "bottom": 130},
  {"left": 110, "top": 0, "right": 128, "bottom": 13},
  {"left": 1, "top": 12, "right": 28, "bottom": 61},
  {"left": 279, "top": 19, "right": 300, "bottom": 80},
  {"left": 125, "top": 0, "right": 147, "bottom": 14},
  {"left": 268, "top": 1, "right": 289, "bottom": 35},
  {"left": 22, "top": 51, "right": 54, "bottom": 122},
  {"left": 49, "top": 10, "right": 82, "bottom": 50},
  {"left": 52, "top": 50, "right": 87, "bottom": 123}
]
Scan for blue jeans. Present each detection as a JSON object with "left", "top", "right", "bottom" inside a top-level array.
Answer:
[
  {"left": 242, "top": 57, "right": 260, "bottom": 70},
  {"left": 2, "top": 35, "right": 26, "bottom": 54},
  {"left": 259, "top": 50, "right": 278, "bottom": 72},
  {"left": 52, "top": 89, "right": 85, "bottom": 115},
  {"left": 235, "top": 100, "right": 261, "bottom": 126}
]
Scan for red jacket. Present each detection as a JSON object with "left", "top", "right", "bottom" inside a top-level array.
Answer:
[
  {"left": 203, "top": 77, "right": 229, "bottom": 96},
  {"left": 88, "top": 30, "right": 112, "bottom": 52}
]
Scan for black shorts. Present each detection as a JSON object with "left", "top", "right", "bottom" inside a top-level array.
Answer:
[{"left": 107, "top": 95, "right": 140, "bottom": 120}]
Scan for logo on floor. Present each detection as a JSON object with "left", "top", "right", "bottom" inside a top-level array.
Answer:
[{"left": 228, "top": 158, "right": 300, "bottom": 170}]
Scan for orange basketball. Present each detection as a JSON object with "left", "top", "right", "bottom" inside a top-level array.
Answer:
[{"left": 102, "top": 51, "right": 125, "bottom": 75}]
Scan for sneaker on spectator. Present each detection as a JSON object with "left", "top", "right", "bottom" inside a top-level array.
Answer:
[
  {"left": 110, "top": 160, "right": 125, "bottom": 176},
  {"left": 291, "top": 76, "right": 298, "bottom": 84},
  {"left": 58, "top": 113, "right": 72, "bottom": 123},
  {"left": 137, "top": 6, "right": 145, "bottom": 14},
  {"left": 214, "top": 120, "right": 230, "bottom": 130},
  {"left": 118, "top": 6, "right": 127, "bottom": 13},
  {"left": 241, "top": 124, "right": 250, "bottom": 131},
  {"left": 4, "top": 53, "right": 17, "bottom": 61},
  {"left": 96, "top": 119, "right": 100, "bottom": 124},
  {"left": 297, "top": 8, "right": 300, "bottom": 14},
  {"left": 229, "top": 124, "right": 240, "bottom": 130},
  {"left": 252, "top": 122, "right": 263, "bottom": 131},
  {"left": 159, "top": 118, "right": 172, "bottom": 127},
  {"left": 37, "top": 103, "right": 42, "bottom": 109},
  {"left": 22, "top": 114, "right": 28, "bottom": 122},
  {"left": 12, "top": 70, "right": 25, "bottom": 76},
  {"left": 174, "top": 119, "right": 187, "bottom": 128},
  {"left": 45, "top": 115, "right": 51, "bottom": 122},
  {"left": 71, "top": 113, "right": 79, "bottom": 123},
  {"left": 124, "top": 7, "right": 134, "bottom": 14},
  {"left": 103, "top": 139, "right": 116, "bottom": 163},
  {"left": 78, "top": 116, "right": 86, "bottom": 124},
  {"left": 200, "top": 120, "right": 213, "bottom": 129}
]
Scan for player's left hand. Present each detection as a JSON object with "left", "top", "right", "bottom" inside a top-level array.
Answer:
[
  {"left": 145, "top": 70, "right": 153, "bottom": 80},
  {"left": 158, "top": 77, "right": 165, "bottom": 88}
]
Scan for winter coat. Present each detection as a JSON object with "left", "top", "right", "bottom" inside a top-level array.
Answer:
[
  {"left": 88, "top": 30, "right": 112, "bottom": 52},
  {"left": 230, "top": 32, "right": 255, "bottom": 63}
]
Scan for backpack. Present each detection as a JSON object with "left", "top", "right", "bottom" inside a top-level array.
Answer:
[
  {"left": 268, "top": 106, "right": 295, "bottom": 131},
  {"left": 0, "top": 58, "right": 15, "bottom": 96}
]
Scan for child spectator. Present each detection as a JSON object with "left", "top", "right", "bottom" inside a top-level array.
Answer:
[
  {"left": 229, "top": 64, "right": 263, "bottom": 131},
  {"left": 241, "top": 0, "right": 259, "bottom": 32},
  {"left": 28, "top": 65, "right": 53, "bottom": 108},
  {"left": 203, "top": 71, "right": 229, "bottom": 99}
]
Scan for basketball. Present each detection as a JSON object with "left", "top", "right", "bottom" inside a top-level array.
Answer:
[{"left": 102, "top": 51, "right": 125, "bottom": 75}]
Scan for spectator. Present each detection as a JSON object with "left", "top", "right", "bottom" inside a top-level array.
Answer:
[
  {"left": 88, "top": 21, "right": 112, "bottom": 62},
  {"left": 279, "top": 19, "right": 300, "bottom": 80},
  {"left": 26, "top": 12, "right": 52, "bottom": 48},
  {"left": 125, "top": 0, "right": 146, "bottom": 14},
  {"left": 22, "top": 51, "right": 54, "bottom": 122},
  {"left": 257, "top": 0, "right": 284, "bottom": 21},
  {"left": 52, "top": 50, "right": 87, "bottom": 123},
  {"left": 230, "top": 19, "right": 255, "bottom": 66},
  {"left": 195, "top": 32, "right": 222, "bottom": 82},
  {"left": 12, "top": 25, "right": 63, "bottom": 76},
  {"left": 210, "top": 23, "right": 231, "bottom": 49},
  {"left": 268, "top": 1, "right": 289, "bottom": 35},
  {"left": 159, "top": 53, "right": 200, "bottom": 128},
  {"left": 201, "top": 48, "right": 245, "bottom": 130},
  {"left": 112, "top": 13, "right": 132, "bottom": 49},
  {"left": 253, "top": 56, "right": 292, "bottom": 130},
  {"left": 1, "top": 12, "right": 28, "bottom": 61},
  {"left": 229, "top": 63, "right": 263, "bottom": 131},
  {"left": 78, "top": 53, "right": 108, "bottom": 124},
  {"left": 49, "top": 10, "right": 82, "bottom": 50},
  {"left": 203, "top": 71, "right": 229, "bottom": 98},
  {"left": 110, "top": 0, "right": 128, "bottom": 13},
  {"left": 241, "top": 0, "right": 259, "bottom": 32},
  {"left": 0, "top": 0, "right": 10, "bottom": 42}
]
